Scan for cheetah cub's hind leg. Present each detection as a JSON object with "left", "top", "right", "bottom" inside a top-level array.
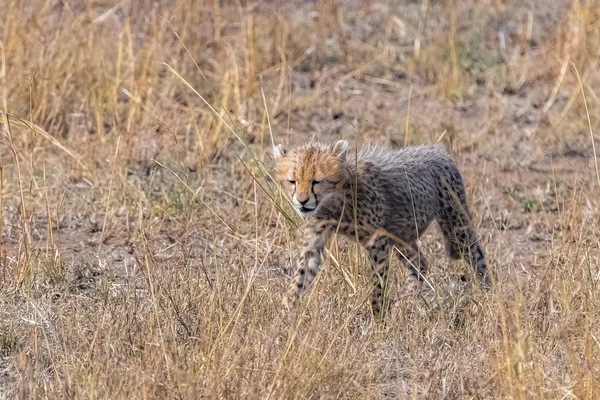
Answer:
[
  {"left": 368, "top": 237, "right": 429, "bottom": 314},
  {"left": 437, "top": 177, "right": 490, "bottom": 287}
]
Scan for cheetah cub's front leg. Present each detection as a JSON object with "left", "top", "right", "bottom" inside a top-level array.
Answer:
[
  {"left": 283, "top": 222, "right": 333, "bottom": 309},
  {"left": 366, "top": 235, "right": 392, "bottom": 315}
]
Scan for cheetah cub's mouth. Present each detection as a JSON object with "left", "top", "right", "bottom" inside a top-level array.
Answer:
[{"left": 299, "top": 205, "right": 316, "bottom": 214}]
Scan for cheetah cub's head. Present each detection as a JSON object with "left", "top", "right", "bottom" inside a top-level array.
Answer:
[{"left": 272, "top": 140, "right": 349, "bottom": 218}]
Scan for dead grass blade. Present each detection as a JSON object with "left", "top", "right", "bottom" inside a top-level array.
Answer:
[
  {"left": 570, "top": 62, "right": 600, "bottom": 189},
  {"left": 1, "top": 112, "right": 94, "bottom": 181}
]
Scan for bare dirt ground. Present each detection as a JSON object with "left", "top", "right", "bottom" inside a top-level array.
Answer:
[{"left": 1, "top": 0, "right": 600, "bottom": 398}]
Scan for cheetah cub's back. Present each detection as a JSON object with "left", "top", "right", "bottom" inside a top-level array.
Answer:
[{"left": 273, "top": 140, "right": 489, "bottom": 314}]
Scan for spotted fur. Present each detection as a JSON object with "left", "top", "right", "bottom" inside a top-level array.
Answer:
[{"left": 273, "top": 140, "right": 489, "bottom": 314}]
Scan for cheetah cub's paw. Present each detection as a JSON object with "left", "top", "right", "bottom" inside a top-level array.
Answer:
[
  {"left": 397, "top": 276, "right": 423, "bottom": 299},
  {"left": 282, "top": 292, "right": 299, "bottom": 311},
  {"left": 388, "top": 277, "right": 423, "bottom": 311}
]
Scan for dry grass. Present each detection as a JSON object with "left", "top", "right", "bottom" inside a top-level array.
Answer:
[{"left": 1, "top": 0, "right": 600, "bottom": 398}]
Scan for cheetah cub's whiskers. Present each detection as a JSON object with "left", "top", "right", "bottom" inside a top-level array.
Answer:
[{"left": 273, "top": 140, "right": 489, "bottom": 315}]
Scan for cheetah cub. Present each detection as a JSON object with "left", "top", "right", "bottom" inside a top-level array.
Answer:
[{"left": 273, "top": 140, "right": 489, "bottom": 314}]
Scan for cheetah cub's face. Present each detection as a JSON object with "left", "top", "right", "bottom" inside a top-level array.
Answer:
[{"left": 273, "top": 140, "right": 349, "bottom": 217}]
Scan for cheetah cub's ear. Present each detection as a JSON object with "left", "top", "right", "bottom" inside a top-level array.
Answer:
[
  {"left": 272, "top": 144, "right": 287, "bottom": 159},
  {"left": 333, "top": 139, "right": 349, "bottom": 158}
]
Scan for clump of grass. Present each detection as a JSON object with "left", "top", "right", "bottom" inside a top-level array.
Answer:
[
  {"left": 0, "top": 328, "right": 17, "bottom": 358},
  {"left": 506, "top": 187, "right": 542, "bottom": 213}
]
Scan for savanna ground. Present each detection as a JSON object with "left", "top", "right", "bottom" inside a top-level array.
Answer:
[{"left": 1, "top": 0, "right": 600, "bottom": 398}]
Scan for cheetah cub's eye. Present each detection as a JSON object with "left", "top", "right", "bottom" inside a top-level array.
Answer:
[
  {"left": 312, "top": 180, "right": 321, "bottom": 185},
  {"left": 288, "top": 180, "right": 296, "bottom": 185}
]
